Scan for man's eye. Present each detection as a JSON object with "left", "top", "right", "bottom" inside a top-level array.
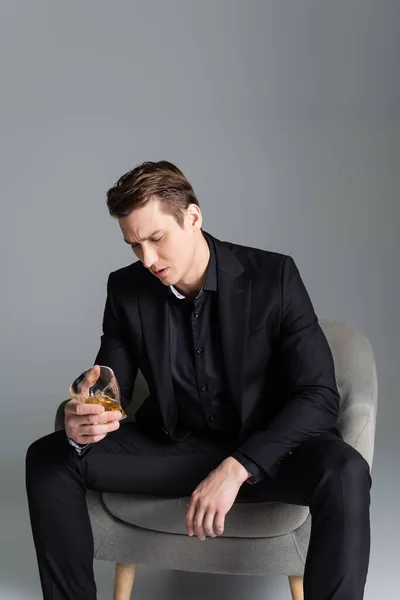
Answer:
[{"left": 131, "top": 237, "right": 162, "bottom": 250}]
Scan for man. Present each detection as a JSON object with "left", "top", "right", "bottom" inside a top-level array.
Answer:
[{"left": 26, "top": 160, "right": 371, "bottom": 600}]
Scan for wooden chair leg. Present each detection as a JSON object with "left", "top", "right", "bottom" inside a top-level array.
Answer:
[
  {"left": 114, "top": 563, "right": 136, "bottom": 600},
  {"left": 288, "top": 575, "right": 304, "bottom": 600}
]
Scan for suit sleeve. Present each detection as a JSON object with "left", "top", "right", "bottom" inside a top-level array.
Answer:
[
  {"left": 68, "top": 272, "right": 139, "bottom": 460},
  {"left": 94, "top": 272, "right": 139, "bottom": 410},
  {"left": 236, "top": 255, "right": 340, "bottom": 480},
  {"left": 230, "top": 450, "right": 266, "bottom": 484}
]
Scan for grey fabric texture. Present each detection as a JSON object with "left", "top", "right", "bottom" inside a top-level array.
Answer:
[
  {"left": 54, "top": 319, "right": 377, "bottom": 575},
  {"left": 101, "top": 493, "right": 310, "bottom": 538}
]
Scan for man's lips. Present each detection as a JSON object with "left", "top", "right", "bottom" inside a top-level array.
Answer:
[{"left": 154, "top": 268, "right": 168, "bottom": 277}]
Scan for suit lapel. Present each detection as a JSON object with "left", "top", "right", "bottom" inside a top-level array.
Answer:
[
  {"left": 137, "top": 276, "right": 178, "bottom": 431},
  {"left": 213, "top": 237, "right": 252, "bottom": 424}
]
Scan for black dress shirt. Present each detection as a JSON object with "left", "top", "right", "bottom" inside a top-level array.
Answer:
[{"left": 167, "top": 232, "right": 266, "bottom": 484}]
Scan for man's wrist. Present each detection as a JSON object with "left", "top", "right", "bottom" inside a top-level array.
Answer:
[
  {"left": 66, "top": 434, "right": 90, "bottom": 454},
  {"left": 221, "top": 456, "right": 252, "bottom": 485},
  {"left": 230, "top": 451, "right": 266, "bottom": 484}
]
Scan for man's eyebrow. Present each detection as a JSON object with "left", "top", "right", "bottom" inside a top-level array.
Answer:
[{"left": 124, "top": 230, "right": 163, "bottom": 245}]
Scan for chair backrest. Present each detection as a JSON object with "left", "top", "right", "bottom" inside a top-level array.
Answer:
[
  {"left": 125, "top": 319, "right": 378, "bottom": 463},
  {"left": 319, "top": 319, "right": 377, "bottom": 412}
]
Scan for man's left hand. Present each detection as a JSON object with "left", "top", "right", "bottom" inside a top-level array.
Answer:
[{"left": 186, "top": 457, "right": 251, "bottom": 540}]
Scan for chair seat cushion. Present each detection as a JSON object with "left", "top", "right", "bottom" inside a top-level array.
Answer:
[{"left": 101, "top": 493, "right": 309, "bottom": 538}]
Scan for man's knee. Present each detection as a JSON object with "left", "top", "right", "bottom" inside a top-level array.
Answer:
[
  {"left": 335, "top": 446, "right": 370, "bottom": 483},
  {"left": 318, "top": 444, "right": 372, "bottom": 500},
  {"left": 26, "top": 430, "right": 71, "bottom": 482},
  {"left": 27, "top": 430, "right": 61, "bottom": 460}
]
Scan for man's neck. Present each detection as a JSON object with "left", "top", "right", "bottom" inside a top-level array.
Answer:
[{"left": 173, "top": 234, "right": 210, "bottom": 298}]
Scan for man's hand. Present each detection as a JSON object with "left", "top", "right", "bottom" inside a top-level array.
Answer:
[
  {"left": 65, "top": 365, "right": 122, "bottom": 444},
  {"left": 65, "top": 400, "right": 122, "bottom": 444},
  {"left": 186, "top": 457, "right": 251, "bottom": 540}
]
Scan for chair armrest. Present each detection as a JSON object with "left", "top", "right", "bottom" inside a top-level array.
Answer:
[
  {"left": 337, "top": 398, "right": 377, "bottom": 469},
  {"left": 320, "top": 319, "right": 378, "bottom": 469}
]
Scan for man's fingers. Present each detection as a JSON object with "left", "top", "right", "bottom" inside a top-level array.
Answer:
[
  {"left": 81, "top": 420, "right": 120, "bottom": 436},
  {"left": 193, "top": 505, "right": 206, "bottom": 541},
  {"left": 65, "top": 397, "right": 123, "bottom": 444},
  {"left": 89, "top": 434, "right": 108, "bottom": 443},
  {"left": 82, "top": 411, "right": 122, "bottom": 425},
  {"left": 81, "top": 364, "right": 101, "bottom": 387},
  {"left": 77, "top": 433, "right": 108, "bottom": 444},
  {"left": 76, "top": 365, "right": 101, "bottom": 396},
  {"left": 73, "top": 420, "right": 120, "bottom": 444},
  {"left": 186, "top": 507, "right": 225, "bottom": 538},
  {"left": 214, "top": 511, "right": 225, "bottom": 536},
  {"left": 186, "top": 502, "right": 195, "bottom": 536},
  {"left": 67, "top": 399, "right": 106, "bottom": 416},
  {"left": 88, "top": 364, "right": 101, "bottom": 383},
  {"left": 186, "top": 499, "right": 208, "bottom": 540},
  {"left": 203, "top": 510, "right": 217, "bottom": 538}
]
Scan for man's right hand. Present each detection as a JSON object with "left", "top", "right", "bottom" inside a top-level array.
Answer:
[{"left": 64, "top": 365, "right": 122, "bottom": 444}]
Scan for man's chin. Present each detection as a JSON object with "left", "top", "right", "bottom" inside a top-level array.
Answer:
[{"left": 154, "top": 268, "right": 174, "bottom": 285}]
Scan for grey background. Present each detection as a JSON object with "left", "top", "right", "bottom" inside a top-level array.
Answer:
[{"left": 1, "top": 1, "right": 398, "bottom": 598}]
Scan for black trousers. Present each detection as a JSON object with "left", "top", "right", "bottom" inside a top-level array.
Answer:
[{"left": 25, "top": 422, "right": 371, "bottom": 600}]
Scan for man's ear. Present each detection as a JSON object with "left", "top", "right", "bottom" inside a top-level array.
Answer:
[{"left": 187, "top": 204, "right": 202, "bottom": 231}]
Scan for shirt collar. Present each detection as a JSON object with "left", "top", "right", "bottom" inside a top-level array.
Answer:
[{"left": 169, "top": 232, "right": 217, "bottom": 300}]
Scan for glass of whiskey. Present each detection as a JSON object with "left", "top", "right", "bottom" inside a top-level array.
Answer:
[{"left": 69, "top": 365, "right": 127, "bottom": 423}]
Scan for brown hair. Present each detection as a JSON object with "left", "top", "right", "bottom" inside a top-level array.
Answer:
[{"left": 106, "top": 161, "right": 199, "bottom": 227}]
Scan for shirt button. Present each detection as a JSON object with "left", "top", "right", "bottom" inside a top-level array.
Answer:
[
  {"left": 196, "top": 348, "right": 203, "bottom": 354},
  {"left": 193, "top": 312, "right": 199, "bottom": 318},
  {"left": 200, "top": 384, "right": 207, "bottom": 391},
  {"left": 208, "top": 415, "right": 215, "bottom": 422}
]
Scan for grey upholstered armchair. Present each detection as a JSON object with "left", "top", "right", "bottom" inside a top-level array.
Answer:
[{"left": 54, "top": 319, "right": 378, "bottom": 600}]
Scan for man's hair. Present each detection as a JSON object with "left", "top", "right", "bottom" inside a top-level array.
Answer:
[{"left": 106, "top": 160, "right": 200, "bottom": 228}]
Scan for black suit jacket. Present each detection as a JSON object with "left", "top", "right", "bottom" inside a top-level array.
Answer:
[{"left": 95, "top": 231, "right": 341, "bottom": 479}]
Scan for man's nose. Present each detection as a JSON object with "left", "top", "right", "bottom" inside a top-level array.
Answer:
[{"left": 142, "top": 247, "right": 157, "bottom": 269}]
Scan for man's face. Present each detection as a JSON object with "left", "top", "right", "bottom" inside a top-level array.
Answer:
[{"left": 118, "top": 197, "right": 200, "bottom": 287}]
